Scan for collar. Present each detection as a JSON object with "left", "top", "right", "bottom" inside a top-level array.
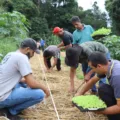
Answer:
[
  {"left": 106, "top": 60, "right": 114, "bottom": 79},
  {"left": 77, "top": 24, "right": 86, "bottom": 31}
]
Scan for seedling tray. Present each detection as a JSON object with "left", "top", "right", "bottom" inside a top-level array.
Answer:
[
  {"left": 72, "top": 102, "right": 106, "bottom": 112},
  {"left": 92, "top": 34, "right": 107, "bottom": 40}
]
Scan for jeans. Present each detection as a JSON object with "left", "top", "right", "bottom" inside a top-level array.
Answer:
[
  {"left": 98, "top": 84, "right": 120, "bottom": 120},
  {"left": 0, "top": 83, "right": 45, "bottom": 115},
  {"left": 82, "top": 52, "right": 111, "bottom": 92}
]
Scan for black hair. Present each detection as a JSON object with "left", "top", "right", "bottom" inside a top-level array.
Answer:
[
  {"left": 43, "top": 50, "right": 53, "bottom": 57},
  {"left": 88, "top": 52, "right": 108, "bottom": 67},
  {"left": 70, "top": 16, "right": 81, "bottom": 23}
]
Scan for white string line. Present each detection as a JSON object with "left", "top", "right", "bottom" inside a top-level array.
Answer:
[{"left": 37, "top": 55, "right": 60, "bottom": 120}]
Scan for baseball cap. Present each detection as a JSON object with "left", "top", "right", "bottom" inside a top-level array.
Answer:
[
  {"left": 53, "top": 27, "right": 62, "bottom": 34},
  {"left": 65, "top": 45, "right": 82, "bottom": 68},
  {"left": 20, "top": 38, "right": 40, "bottom": 54}
]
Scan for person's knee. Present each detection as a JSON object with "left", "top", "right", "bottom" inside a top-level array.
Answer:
[{"left": 32, "top": 89, "right": 45, "bottom": 101}]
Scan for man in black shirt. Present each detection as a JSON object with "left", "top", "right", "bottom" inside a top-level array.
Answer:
[{"left": 53, "top": 27, "right": 73, "bottom": 50}]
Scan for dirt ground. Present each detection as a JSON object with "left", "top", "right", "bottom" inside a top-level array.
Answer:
[{"left": 21, "top": 53, "right": 107, "bottom": 120}]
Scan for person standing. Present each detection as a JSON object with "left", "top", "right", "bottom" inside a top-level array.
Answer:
[
  {"left": 53, "top": 27, "right": 73, "bottom": 50},
  {"left": 70, "top": 16, "right": 106, "bottom": 94},
  {"left": 40, "top": 38, "right": 45, "bottom": 52}
]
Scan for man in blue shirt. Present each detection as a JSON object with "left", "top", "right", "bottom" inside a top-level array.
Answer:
[
  {"left": 70, "top": 16, "right": 106, "bottom": 94},
  {"left": 40, "top": 38, "right": 45, "bottom": 52},
  {"left": 71, "top": 16, "right": 94, "bottom": 44}
]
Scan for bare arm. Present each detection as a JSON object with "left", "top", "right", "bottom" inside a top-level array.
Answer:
[
  {"left": 95, "top": 100, "right": 120, "bottom": 115},
  {"left": 84, "top": 69, "right": 94, "bottom": 82},
  {"left": 51, "top": 58, "right": 57, "bottom": 69},
  {"left": 77, "top": 75, "right": 100, "bottom": 95},
  {"left": 24, "top": 74, "right": 50, "bottom": 97},
  {"left": 43, "top": 57, "right": 50, "bottom": 70},
  {"left": 59, "top": 44, "right": 72, "bottom": 50},
  {"left": 57, "top": 41, "right": 64, "bottom": 48}
]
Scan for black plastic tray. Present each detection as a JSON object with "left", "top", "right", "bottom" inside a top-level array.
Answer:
[
  {"left": 92, "top": 35, "right": 107, "bottom": 40},
  {"left": 72, "top": 102, "right": 106, "bottom": 112}
]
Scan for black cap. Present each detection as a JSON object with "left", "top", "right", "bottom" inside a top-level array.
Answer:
[
  {"left": 65, "top": 45, "right": 82, "bottom": 68},
  {"left": 20, "top": 38, "right": 40, "bottom": 54}
]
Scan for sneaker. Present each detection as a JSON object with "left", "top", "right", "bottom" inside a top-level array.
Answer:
[
  {"left": 7, "top": 112, "right": 24, "bottom": 120},
  {"left": 7, "top": 114, "right": 24, "bottom": 120},
  {"left": 0, "top": 108, "right": 8, "bottom": 117}
]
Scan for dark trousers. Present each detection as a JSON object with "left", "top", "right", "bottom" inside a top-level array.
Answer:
[
  {"left": 98, "top": 84, "right": 120, "bottom": 120},
  {"left": 46, "top": 58, "right": 61, "bottom": 71},
  {"left": 41, "top": 46, "right": 44, "bottom": 52}
]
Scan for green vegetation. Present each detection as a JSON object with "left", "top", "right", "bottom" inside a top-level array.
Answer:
[
  {"left": 2, "top": 0, "right": 108, "bottom": 46},
  {"left": 76, "top": 66, "right": 84, "bottom": 80},
  {"left": 103, "top": 35, "right": 120, "bottom": 60},
  {"left": 92, "top": 27, "right": 111, "bottom": 37},
  {"left": 72, "top": 95, "right": 107, "bottom": 109},
  {"left": 0, "top": 11, "right": 28, "bottom": 41},
  {"left": 105, "top": 0, "right": 120, "bottom": 35},
  {"left": 0, "top": 10, "right": 28, "bottom": 62}
]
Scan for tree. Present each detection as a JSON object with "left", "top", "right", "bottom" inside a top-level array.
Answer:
[{"left": 105, "top": 0, "right": 120, "bottom": 35}]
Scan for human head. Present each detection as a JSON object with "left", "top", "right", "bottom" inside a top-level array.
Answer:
[
  {"left": 20, "top": 38, "right": 40, "bottom": 59},
  {"left": 70, "top": 16, "right": 83, "bottom": 30},
  {"left": 88, "top": 52, "right": 108, "bottom": 74},
  {"left": 65, "top": 45, "right": 82, "bottom": 68},
  {"left": 43, "top": 50, "right": 53, "bottom": 58},
  {"left": 53, "top": 27, "right": 64, "bottom": 36}
]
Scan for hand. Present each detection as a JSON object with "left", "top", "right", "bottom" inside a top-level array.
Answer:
[
  {"left": 68, "top": 87, "right": 75, "bottom": 94},
  {"left": 94, "top": 110, "right": 105, "bottom": 114},
  {"left": 45, "top": 69, "right": 51, "bottom": 73},
  {"left": 44, "top": 88, "right": 50, "bottom": 98},
  {"left": 84, "top": 74, "right": 91, "bottom": 82}
]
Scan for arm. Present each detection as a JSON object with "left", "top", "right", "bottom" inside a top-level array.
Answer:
[
  {"left": 24, "top": 74, "right": 50, "bottom": 97},
  {"left": 57, "top": 41, "right": 64, "bottom": 48},
  {"left": 69, "top": 67, "right": 76, "bottom": 93},
  {"left": 59, "top": 44, "right": 72, "bottom": 50},
  {"left": 95, "top": 100, "right": 120, "bottom": 115},
  {"left": 76, "top": 75, "right": 100, "bottom": 95},
  {"left": 43, "top": 57, "right": 50, "bottom": 70},
  {"left": 84, "top": 69, "right": 94, "bottom": 82},
  {"left": 50, "top": 57, "right": 57, "bottom": 69}
]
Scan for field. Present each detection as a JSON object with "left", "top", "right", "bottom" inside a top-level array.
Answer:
[{"left": 20, "top": 52, "right": 107, "bottom": 120}]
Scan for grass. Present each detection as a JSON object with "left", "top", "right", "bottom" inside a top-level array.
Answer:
[{"left": 76, "top": 66, "right": 84, "bottom": 80}]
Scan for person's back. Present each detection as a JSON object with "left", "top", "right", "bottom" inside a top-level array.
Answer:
[
  {"left": 45, "top": 45, "right": 60, "bottom": 57},
  {"left": 59, "top": 31, "right": 73, "bottom": 44},
  {"left": 80, "top": 41, "right": 108, "bottom": 56},
  {"left": 0, "top": 51, "right": 31, "bottom": 101}
]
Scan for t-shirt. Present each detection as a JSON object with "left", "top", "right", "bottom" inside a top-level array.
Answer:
[
  {"left": 97, "top": 60, "right": 120, "bottom": 100},
  {"left": 44, "top": 45, "right": 60, "bottom": 58},
  {"left": 73, "top": 25, "right": 94, "bottom": 44},
  {"left": 59, "top": 31, "right": 73, "bottom": 46},
  {"left": 0, "top": 51, "right": 32, "bottom": 101},
  {"left": 79, "top": 41, "right": 109, "bottom": 63}
]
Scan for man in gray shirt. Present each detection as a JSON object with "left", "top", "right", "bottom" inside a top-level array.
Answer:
[
  {"left": 0, "top": 38, "right": 49, "bottom": 120},
  {"left": 65, "top": 41, "right": 110, "bottom": 94},
  {"left": 43, "top": 45, "right": 61, "bottom": 72},
  {"left": 77, "top": 52, "right": 120, "bottom": 120}
]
